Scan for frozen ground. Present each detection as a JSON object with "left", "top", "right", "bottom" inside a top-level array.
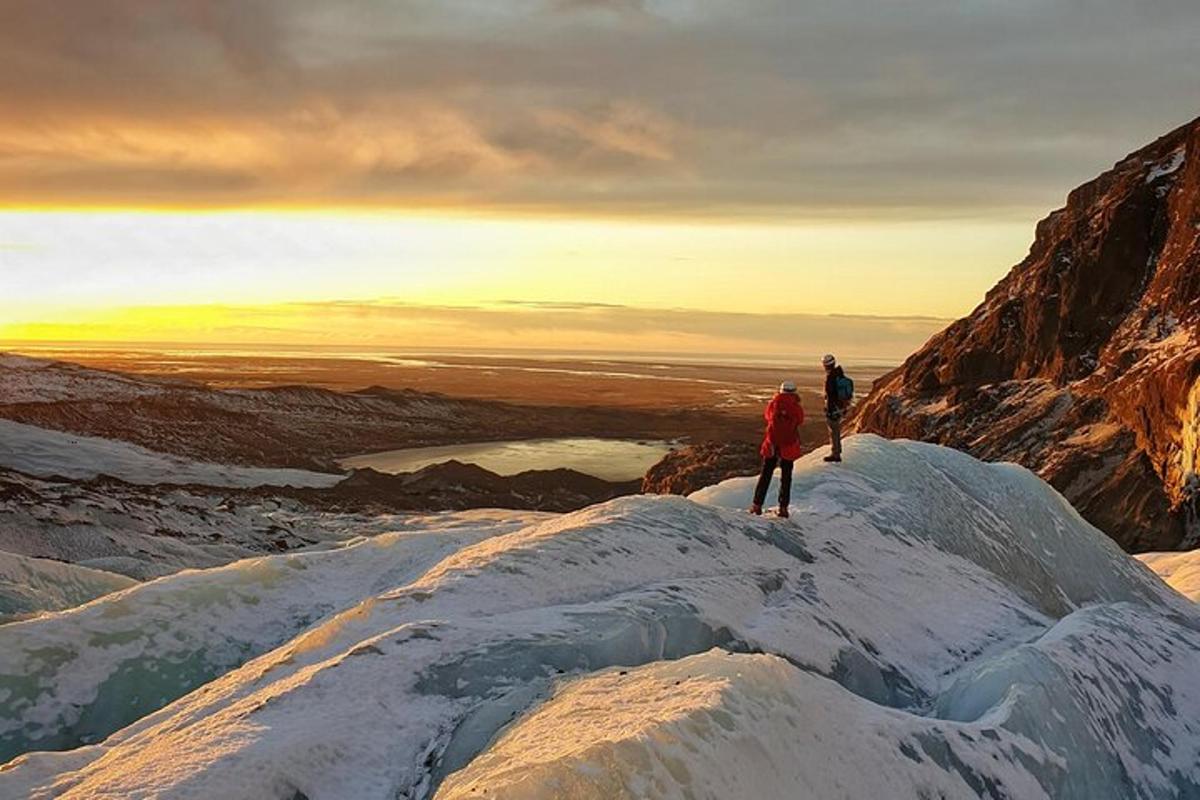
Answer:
[
  {"left": 0, "top": 355, "right": 171, "bottom": 405},
  {"left": 0, "top": 419, "right": 343, "bottom": 488},
  {"left": 0, "top": 436, "right": 1197, "bottom": 799},
  {"left": 0, "top": 468, "right": 390, "bottom": 580}
]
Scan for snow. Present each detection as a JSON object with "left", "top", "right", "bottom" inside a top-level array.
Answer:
[
  {"left": 0, "top": 355, "right": 170, "bottom": 404},
  {"left": 438, "top": 651, "right": 1053, "bottom": 800},
  {"left": 1145, "top": 149, "right": 1186, "bottom": 184},
  {"left": 0, "top": 553, "right": 136, "bottom": 624},
  {"left": 0, "top": 510, "right": 543, "bottom": 763},
  {"left": 0, "top": 419, "right": 344, "bottom": 488},
  {"left": 0, "top": 436, "right": 1197, "bottom": 800},
  {"left": 1138, "top": 550, "right": 1200, "bottom": 601},
  {"left": 0, "top": 468, "right": 386, "bottom": 580}
]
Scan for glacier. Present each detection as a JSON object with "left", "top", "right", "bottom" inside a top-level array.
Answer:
[
  {"left": 0, "top": 553, "right": 136, "bottom": 624},
  {"left": 0, "top": 510, "right": 547, "bottom": 763},
  {"left": 0, "top": 435, "right": 1196, "bottom": 799}
]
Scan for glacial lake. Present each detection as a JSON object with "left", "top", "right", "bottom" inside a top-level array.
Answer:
[{"left": 340, "top": 437, "right": 676, "bottom": 482}]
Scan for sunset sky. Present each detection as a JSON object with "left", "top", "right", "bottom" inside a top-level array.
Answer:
[{"left": 1, "top": 1, "right": 1196, "bottom": 355}]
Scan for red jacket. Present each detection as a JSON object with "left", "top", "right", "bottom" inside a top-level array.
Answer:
[{"left": 760, "top": 391, "right": 805, "bottom": 461}]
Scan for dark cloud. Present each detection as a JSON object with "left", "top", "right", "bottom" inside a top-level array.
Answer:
[{"left": 0, "top": 0, "right": 1196, "bottom": 216}]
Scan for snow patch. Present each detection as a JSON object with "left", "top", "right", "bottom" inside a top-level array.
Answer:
[
  {"left": 0, "top": 419, "right": 344, "bottom": 488},
  {"left": 1145, "top": 149, "right": 1186, "bottom": 184}
]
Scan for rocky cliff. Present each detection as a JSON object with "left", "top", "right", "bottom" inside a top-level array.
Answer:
[
  {"left": 641, "top": 441, "right": 761, "bottom": 496},
  {"left": 853, "top": 117, "right": 1200, "bottom": 552}
]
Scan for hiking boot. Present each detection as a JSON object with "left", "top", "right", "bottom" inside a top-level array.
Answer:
[
  {"left": 823, "top": 454, "right": 842, "bottom": 463},
  {"left": 777, "top": 506, "right": 789, "bottom": 519},
  {"left": 749, "top": 503, "right": 763, "bottom": 516}
]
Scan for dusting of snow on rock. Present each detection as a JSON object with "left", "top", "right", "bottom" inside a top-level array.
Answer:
[
  {"left": 0, "top": 419, "right": 344, "bottom": 488},
  {"left": 0, "top": 355, "right": 172, "bottom": 404},
  {"left": 0, "top": 469, "right": 390, "bottom": 580},
  {"left": 1145, "top": 149, "right": 1186, "bottom": 183},
  {"left": 0, "top": 436, "right": 1196, "bottom": 800},
  {"left": 852, "top": 118, "right": 1200, "bottom": 552}
]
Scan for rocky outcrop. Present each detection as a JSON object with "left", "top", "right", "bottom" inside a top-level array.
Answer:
[
  {"left": 315, "top": 462, "right": 640, "bottom": 513},
  {"left": 642, "top": 441, "right": 761, "bottom": 496},
  {"left": 853, "top": 117, "right": 1200, "bottom": 552}
]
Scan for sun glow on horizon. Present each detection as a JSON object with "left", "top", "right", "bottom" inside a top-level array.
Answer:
[{"left": 2, "top": 209, "right": 1033, "bottom": 348}]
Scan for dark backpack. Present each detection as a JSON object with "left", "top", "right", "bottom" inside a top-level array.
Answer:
[{"left": 836, "top": 374, "right": 854, "bottom": 403}]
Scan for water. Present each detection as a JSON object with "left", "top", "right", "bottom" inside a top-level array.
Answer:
[{"left": 340, "top": 438, "right": 676, "bottom": 482}]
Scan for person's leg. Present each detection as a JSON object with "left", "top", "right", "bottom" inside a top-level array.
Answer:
[
  {"left": 778, "top": 459, "right": 794, "bottom": 510},
  {"left": 827, "top": 414, "right": 843, "bottom": 459},
  {"left": 752, "top": 456, "right": 778, "bottom": 510}
]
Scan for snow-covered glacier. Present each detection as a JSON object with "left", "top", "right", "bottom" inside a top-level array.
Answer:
[
  {"left": 0, "top": 435, "right": 1197, "bottom": 799},
  {"left": 0, "top": 553, "right": 135, "bottom": 624}
]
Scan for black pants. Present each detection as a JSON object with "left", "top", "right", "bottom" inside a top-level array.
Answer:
[{"left": 753, "top": 456, "right": 794, "bottom": 507}]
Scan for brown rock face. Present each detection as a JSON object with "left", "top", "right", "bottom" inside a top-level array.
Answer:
[
  {"left": 642, "top": 441, "right": 761, "bottom": 496},
  {"left": 853, "top": 117, "right": 1200, "bottom": 553},
  {"left": 316, "top": 462, "right": 640, "bottom": 513}
]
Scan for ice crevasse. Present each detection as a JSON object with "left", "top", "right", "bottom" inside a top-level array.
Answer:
[{"left": 0, "top": 435, "right": 1197, "bottom": 800}]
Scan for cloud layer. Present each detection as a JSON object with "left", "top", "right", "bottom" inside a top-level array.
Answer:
[
  {"left": 0, "top": 299, "right": 950, "bottom": 361},
  {"left": 1, "top": 0, "right": 1197, "bottom": 216}
]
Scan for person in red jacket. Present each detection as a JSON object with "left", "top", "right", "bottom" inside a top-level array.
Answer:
[{"left": 751, "top": 380, "right": 804, "bottom": 518}]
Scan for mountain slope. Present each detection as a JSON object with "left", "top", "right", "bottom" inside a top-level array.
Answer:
[
  {"left": 2, "top": 437, "right": 1196, "bottom": 799},
  {"left": 853, "top": 117, "right": 1200, "bottom": 551}
]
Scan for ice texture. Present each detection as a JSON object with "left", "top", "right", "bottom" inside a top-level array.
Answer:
[
  {"left": 0, "top": 511, "right": 543, "bottom": 763},
  {"left": 0, "top": 436, "right": 1196, "bottom": 800},
  {"left": 0, "top": 553, "right": 136, "bottom": 623}
]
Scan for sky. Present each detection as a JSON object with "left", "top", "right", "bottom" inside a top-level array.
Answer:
[{"left": 1, "top": 0, "right": 1197, "bottom": 355}]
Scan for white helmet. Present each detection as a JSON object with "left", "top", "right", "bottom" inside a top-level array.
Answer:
[
  {"left": 780, "top": 380, "right": 797, "bottom": 393},
  {"left": 822, "top": 354, "right": 836, "bottom": 367}
]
